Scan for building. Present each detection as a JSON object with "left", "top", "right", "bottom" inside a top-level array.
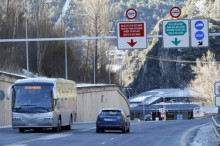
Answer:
[{"left": 129, "top": 88, "right": 201, "bottom": 120}]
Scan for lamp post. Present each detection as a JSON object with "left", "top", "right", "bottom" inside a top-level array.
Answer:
[
  {"left": 65, "top": 23, "right": 67, "bottom": 80},
  {"left": 142, "top": 100, "right": 145, "bottom": 121},
  {"left": 94, "top": 40, "right": 96, "bottom": 84},
  {"left": 25, "top": 0, "right": 51, "bottom": 75},
  {"left": 108, "top": 48, "right": 111, "bottom": 84}
]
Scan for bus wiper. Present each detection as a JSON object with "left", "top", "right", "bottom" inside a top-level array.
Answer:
[
  {"left": 14, "top": 104, "right": 35, "bottom": 111},
  {"left": 30, "top": 107, "right": 50, "bottom": 112}
]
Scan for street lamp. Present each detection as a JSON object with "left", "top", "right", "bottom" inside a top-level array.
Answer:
[
  {"left": 25, "top": 0, "right": 51, "bottom": 75},
  {"left": 142, "top": 100, "right": 145, "bottom": 121},
  {"left": 108, "top": 48, "right": 111, "bottom": 84}
]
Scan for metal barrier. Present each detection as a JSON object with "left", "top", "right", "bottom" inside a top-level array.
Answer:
[{"left": 212, "top": 115, "right": 220, "bottom": 143}]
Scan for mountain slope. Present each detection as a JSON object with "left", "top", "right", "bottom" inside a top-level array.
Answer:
[{"left": 124, "top": 0, "right": 220, "bottom": 95}]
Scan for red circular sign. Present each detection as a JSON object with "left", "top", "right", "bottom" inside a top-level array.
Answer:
[
  {"left": 126, "top": 8, "right": 137, "bottom": 20},
  {"left": 170, "top": 7, "right": 181, "bottom": 18}
]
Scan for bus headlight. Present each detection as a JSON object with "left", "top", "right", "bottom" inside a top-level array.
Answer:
[{"left": 12, "top": 117, "right": 22, "bottom": 121}]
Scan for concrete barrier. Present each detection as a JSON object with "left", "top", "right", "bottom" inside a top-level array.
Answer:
[
  {"left": 0, "top": 71, "right": 26, "bottom": 126},
  {"left": 0, "top": 72, "right": 129, "bottom": 126},
  {"left": 76, "top": 84, "right": 130, "bottom": 122}
]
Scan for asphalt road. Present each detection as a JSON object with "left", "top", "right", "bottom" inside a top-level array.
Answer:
[{"left": 0, "top": 118, "right": 211, "bottom": 146}]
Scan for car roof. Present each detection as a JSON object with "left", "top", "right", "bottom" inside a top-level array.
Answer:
[{"left": 101, "top": 108, "right": 123, "bottom": 111}]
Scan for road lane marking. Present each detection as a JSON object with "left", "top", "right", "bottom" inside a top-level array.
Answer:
[
  {"left": 41, "top": 134, "right": 72, "bottom": 140},
  {"left": 181, "top": 122, "right": 210, "bottom": 146},
  {"left": 6, "top": 127, "right": 95, "bottom": 146}
]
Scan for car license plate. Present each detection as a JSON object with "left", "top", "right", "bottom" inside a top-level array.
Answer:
[{"left": 104, "top": 118, "right": 115, "bottom": 121}]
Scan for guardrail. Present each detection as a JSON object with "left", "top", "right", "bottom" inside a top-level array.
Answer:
[{"left": 212, "top": 115, "right": 220, "bottom": 143}]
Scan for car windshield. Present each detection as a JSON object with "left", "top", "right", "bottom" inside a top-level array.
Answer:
[
  {"left": 12, "top": 84, "right": 53, "bottom": 113},
  {"left": 100, "top": 110, "right": 121, "bottom": 116}
]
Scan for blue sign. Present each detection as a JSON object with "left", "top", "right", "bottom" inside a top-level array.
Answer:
[
  {"left": 195, "top": 31, "right": 204, "bottom": 40},
  {"left": 195, "top": 107, "right": 200, "bottom": 111},
  {"left": 195, "top": 21, "right": 204, "bottom": 30},
  {"left": 177, "top": 114, "right": 183, "bottom": 120}
]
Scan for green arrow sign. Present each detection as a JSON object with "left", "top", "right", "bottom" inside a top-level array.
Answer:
[
  {"left": 172, "top": 38, "right": 181, "bottom": 46},
  {"left": 165, "top": 21, "right": 187, "bottom": 36}
]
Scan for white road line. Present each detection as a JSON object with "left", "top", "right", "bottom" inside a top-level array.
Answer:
[{"left": 41, "top": 134, "right": 72, "bottom": 140}]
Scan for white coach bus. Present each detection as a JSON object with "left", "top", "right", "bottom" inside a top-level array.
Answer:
[{"left": 7, "top": 78, "right": 77, "bottom": 133}]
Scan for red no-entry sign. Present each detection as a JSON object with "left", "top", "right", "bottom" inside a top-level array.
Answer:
[
  {"left": 126, "top": 8, "right": 137, "bottom": 20},
  {"left": 170, "top": 7, "right": 181, "bottom": 18}
]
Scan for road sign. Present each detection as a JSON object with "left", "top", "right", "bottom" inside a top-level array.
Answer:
[
  {"left": 216, "top": 96, "right": 220, "bottom": 107},
  {"left": 170, "top": 7, "right": 181, "bottom": 18},
  {"left": 163, "top": 20, "right": 189, "bottom": 48},
  {"left": 215, "top": 82, "right": 220, "bottom": 95},
  {"left": 177, "top": 114, "right": 183, "bottom": 120},
  {"left": 117, "top": 21, "right": 147, "bottom": 50},
  {"left": 126, "top": 8, "right": 137, "bottom": 20},
  {"left": 191, "top": 19, "right": 209, "bottom": 47},
  {"left": 159, "top": 108, "right": 166, "bottom": 113},
  {"left": 215, "top": 82, "right": 220, "bottom": 107}
]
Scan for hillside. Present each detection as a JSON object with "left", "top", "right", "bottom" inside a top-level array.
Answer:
[
  {"left": 124, "top": 0, "right": 220, "bottom": 95},
  {"left": 0, "top": 0, "right": 188, "bottom": 84}
]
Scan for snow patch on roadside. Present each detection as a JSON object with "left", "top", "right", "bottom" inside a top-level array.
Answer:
[{"left": 190, "top": 124, "right": 218, "bottom": 146}]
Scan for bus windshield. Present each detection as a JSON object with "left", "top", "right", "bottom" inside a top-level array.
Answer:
[{"left": 12, "top": 84, "right": 53, "bottom": 113}]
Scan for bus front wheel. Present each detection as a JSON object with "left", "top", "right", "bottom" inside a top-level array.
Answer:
[{"left": 53, "top": 118, "right": 61, "bottom": 132}]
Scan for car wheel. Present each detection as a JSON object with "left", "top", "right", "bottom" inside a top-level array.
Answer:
[
  {"left": 122, "top": 126, "right": 126, "bottom": 133},
  {"left": 19, "top": 128, "right": 25, "bottom": 133},
  {"left": 96, "top": 128, "right": 100, "bottom": 133},
  {"left": 53, "top": 118, "right": 61, "bottom": 132},
  {"left": 126, "top": 127, "right": 130, "bottom": 133}
]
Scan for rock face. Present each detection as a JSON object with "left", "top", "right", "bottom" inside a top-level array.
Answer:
[{"left": 124, "top": 0, "right": 220, "bottom": 96}]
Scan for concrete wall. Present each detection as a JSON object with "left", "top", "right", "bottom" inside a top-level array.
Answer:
[
  {"left": 0, "top": 72, "right": 26, "bottom": 126},
  {"left": 76, "top": 85, "right": 130, "bottom": 122},
  {"left": 0, "top": 72, "right": 129, "bottom": 126}
]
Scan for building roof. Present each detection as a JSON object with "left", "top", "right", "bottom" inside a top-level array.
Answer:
[
  {"left": 129, "top": 88, "right": 201, "bottom": 112},
  {"left": 129, "top": 88, "right": 200, "bottom": 103}
]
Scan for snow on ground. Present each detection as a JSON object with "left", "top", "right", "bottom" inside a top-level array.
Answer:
[{"left": 190, "top": 123, "right": 219, "bottom": 146}]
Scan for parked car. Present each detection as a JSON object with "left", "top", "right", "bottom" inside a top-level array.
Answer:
[
  {"left": 96, "top": 108, "right": 130, "bottom": 133},
  {"left": 144, "top": 114, "right": 152, "bottom": 121}
]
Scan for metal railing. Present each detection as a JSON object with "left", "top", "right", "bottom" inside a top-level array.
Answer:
[{"left": 212, "top": 115, "right": 220, "bottom": 143}]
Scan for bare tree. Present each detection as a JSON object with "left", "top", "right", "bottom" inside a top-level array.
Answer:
[
  {"left": 188, "top": 50, "right": 220, "bottom": 102},
  {"left": 0, "top": 0, "right": 25, "bottom": 70},
  {"left": 76, "top": 0, "right": 113, "bottom": 83}
]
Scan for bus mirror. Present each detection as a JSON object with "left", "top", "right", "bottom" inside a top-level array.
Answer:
[
  {"left": 53, "top": 99, "right": 57, "bottom": 106},
  {"left": 53, "top": 86, "right": 57, "bottom": 99},
  {"left": 6, "top": 85, "right": 12, "bottom": 100}
]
